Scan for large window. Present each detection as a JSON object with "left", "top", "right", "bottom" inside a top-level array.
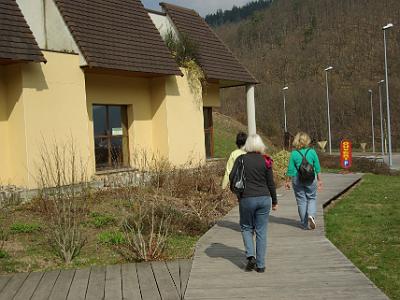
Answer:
[
  {"left": 93, "top": 105, "right": 129, "bottom": 170},
  {"left": 203, "top": 107, "right": 214, "bottom": 159}
]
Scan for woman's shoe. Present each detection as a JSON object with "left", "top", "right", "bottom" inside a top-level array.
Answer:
[
  {"left": 245, "top": 256, "right": 256, "bottom": 271},
  {"left": 308, "top": 216, "right": 316, "bottom": 230},
  {"left": 256, "top": 267, "right": 265, "bottom": 273}
]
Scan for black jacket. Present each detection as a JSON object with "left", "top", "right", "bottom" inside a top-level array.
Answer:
[{"left": 230, "top": 152, "right": 277, "bottom": 204}]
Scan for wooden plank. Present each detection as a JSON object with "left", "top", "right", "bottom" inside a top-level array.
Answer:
[
  {"left": 86, "top": 266, "right": 106, "bottom": 300},
  {"left": 136, "top": 262, "right": 161, "bottom": 300},
  {"left": 179, "top": 260, "right": 192, "bottom": 297},
  {"left": 13, "top": 272, "right": 44, "bottom": 300},
  {"left": 165, "top": 260, "right": 180, "bottom": 292},
  {"left": 31, "top": 270, "right": 60, "bottom": 300},
  {"left": 0, "top": 275, "right": 12, "bottom": 293},
  {"left": 0, "top": 273, "right": 29, "bottom": 299},
  {"left": 151, "top": 262, "right": 179, "bottom": 300},
  {"left": 184, "top": 174, "right": 389, "bottom": 300},
  {"left": 105, "top": 264, "right": 122, "bottom": 300},
  {"left": 49, "top": 269, "right": 75, "bottom": 300},
  {"left": 121, "top": 263, "right": 141, "bottom": 300},
  {"left": 67, "top": 268, "right": 90, "bottom": 300}
]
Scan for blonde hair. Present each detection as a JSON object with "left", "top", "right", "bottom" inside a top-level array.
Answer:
[
  {"left": 244, "top": 134, "right": 266, "bottom": 154},
  {"left": 293, "top": 132, "right": 311, "bottom": 149}
]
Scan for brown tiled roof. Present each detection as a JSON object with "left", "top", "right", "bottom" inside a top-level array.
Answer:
[
  {"left": 161, "top": 3, "right": 257, "bottom": 85},
  {"left": 0, "top": 0, "right": 46, "bottom": 63},
  {"left": 54, "top": 0, "right": 182, "bottom": 76}
]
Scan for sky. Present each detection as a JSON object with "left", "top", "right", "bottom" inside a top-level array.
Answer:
[{"left": 142, "top": 0, "right": 252, "bottom": 16}]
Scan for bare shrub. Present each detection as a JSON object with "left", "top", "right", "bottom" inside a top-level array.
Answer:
[
  {"left": 36, "top": 140, "right": 91, "bottom": 264},
  {"left": 119, "top": 191, "right": 171, "bottom": 261}
]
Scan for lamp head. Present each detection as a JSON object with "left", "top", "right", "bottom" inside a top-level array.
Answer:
[
  {"left": 283, "top": 86, "right": 289, "bottom": 90},
  {"left": 383, "top": 23, "right": 394, "bottom": 30},
  {"left": 325, "top": 66, "right": 333, "bottom": 71},
  {"left": 369, "top": 89, "right": 373, "bottom": 93},
  {"left": 379, "top": 80, "right": 385, "bottom": 84}
]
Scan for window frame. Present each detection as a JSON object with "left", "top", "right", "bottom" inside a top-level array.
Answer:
[
  {"left": 203, "top": 107, "right": 214, "bottom": 159},
  {"left": 93, "top": 104, "right": 130, "bottom": 171}
]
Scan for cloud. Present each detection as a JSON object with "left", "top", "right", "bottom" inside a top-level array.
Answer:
[{"left": 142, "top": 0, "right": 251, "bottom": 16}]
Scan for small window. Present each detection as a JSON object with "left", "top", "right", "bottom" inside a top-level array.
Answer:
[
  {"left": 93, "top": 105, "right": 129, "bottom": 170},
  {"left": 203, "top": 107, "right": 214, "bottom": 159}
]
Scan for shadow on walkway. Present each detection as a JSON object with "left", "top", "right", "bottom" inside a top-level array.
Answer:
[
  {"left": 205, "top": 243, "right": 245, "bottom": 270},
  {"left": 269, "top": 215, "right": 301, "bottom": 228},
  {"left": 216, "top": 220, "right": 241, "bottom": 232}
]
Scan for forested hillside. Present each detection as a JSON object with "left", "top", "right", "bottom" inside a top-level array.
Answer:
[
  {"left": 215, "top": 0, "right": 400, "bottom": 149},
  {"left": 205, "top": 0, "right": 272, "bottom": 27}
]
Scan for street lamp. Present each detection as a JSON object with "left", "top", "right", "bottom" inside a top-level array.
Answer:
[
  {"left": 324, "top": 66, "right": 333, "bottom": 155},
  {"left": 282, "top": 86, "right": 289, "bottom": 133},
  {"left": 383, "top": 23, "right": 394, "bottom": 167},
  {"left": 378, "top": 80, "right": 385, "bottom": 156},
  {"left": 368, "top": 89, "right": 375, "bottom": 153}
]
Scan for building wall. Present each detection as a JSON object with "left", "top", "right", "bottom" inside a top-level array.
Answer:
[
  {"left": 21, "top": 51, "right": 90, "bottom": 187},
  {"left": 0, "top": 65, "right": 28, "bottom": 186},
  {"left": 203, "top": 83, "right": 221, "bottom": 108},
  {"left": 0, "top": 67, "right": 9, "bottom": 183},
  {"left": 164, "top": 74, "right": 206, "bottom": 165},
  {"left": 85, "top": 73, "right": 154, "bottom": 170}
]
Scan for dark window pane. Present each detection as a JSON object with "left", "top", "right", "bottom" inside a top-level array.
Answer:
[
  {"left": 109, "top": 106, "right": 122, "bottom": 134},
  {"left": 203, "top": 107, "right": 213, "bottom": 129},
  {"left": 95, "top": 137, "right": 109, "bottom": 168},
  {"left": 93, "top": 105, "right": 107, "bottom": 136},
  {"left": 110, "top": 136, "right": 123, "bottom": 167},
  {"left": 205, "top": 130, "right": 212, "bottom": 159}
]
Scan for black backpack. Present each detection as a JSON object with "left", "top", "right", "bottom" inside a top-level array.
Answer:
[
  {"left": 229, "top": 155, "right": 246, "bottom": 195},
  {"left": 295, "top": 149, "right": 315, "bottom": 185}
]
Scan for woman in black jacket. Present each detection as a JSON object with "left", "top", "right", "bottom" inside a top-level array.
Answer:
[{"left": 230, "top": 134, "right": 278, "bottom": 273}]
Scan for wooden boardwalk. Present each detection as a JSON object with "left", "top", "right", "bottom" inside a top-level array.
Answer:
[
  {"left": 184, "top": 173, "right": 389, "bottom": 300},
  {"left": 0, "top": 260, "right": 192, "bottom": 300}
]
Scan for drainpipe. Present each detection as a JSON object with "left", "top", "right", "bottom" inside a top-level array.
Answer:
[{"left": 246, "top": 85, "right": 257, "bottom": 135}]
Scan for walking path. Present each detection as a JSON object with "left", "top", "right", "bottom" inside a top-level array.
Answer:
[
  {"left": 184, "top": 173, "right": 389, "bottom": 300},
  {"left": 0, "top": 260, "right": 191, "bottom": 300}
]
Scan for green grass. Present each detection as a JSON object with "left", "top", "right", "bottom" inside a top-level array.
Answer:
[
  {"left": 97, "top": 231, "right": 126, "bottom": 245},
  {"left": 165, "top": 234, "right": 198, "bottom": 259},
  {"left": 325, "top": 174, "right": 400, "bottom": 299},
  {"left": 89, "top": 212, "right": 116, "bottom": 228},
  {"left": 10, "top": 223, "right": 41, "bottom": 234},
  {"left": 0, "top": 250, "right": 9, "bottom": 259}
]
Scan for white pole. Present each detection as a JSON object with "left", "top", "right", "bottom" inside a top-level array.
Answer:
[
  {"left": 378, "top": 81, "right": 385, "bottom": 156},
  {"left": 246, "top": 85, "right": 257, "bottom": 135},
  {"left": 383, "top": 25, "right": 393, "bottom": 167},
  {"left": 325, "top": 67, "right": 333, "bottom": 155},
  {"left": 369, "top": 90, "right": 375, "bottom": 153},
  {"left": 283, "top": 87, "right": 288, "bottom": 132}
]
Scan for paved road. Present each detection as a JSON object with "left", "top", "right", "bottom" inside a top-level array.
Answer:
[{"left": 184, "top": 173, "right": 388, "bottom": 300}]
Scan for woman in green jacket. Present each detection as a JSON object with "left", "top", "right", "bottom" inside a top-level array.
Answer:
[{"left": 285, "top": 132, "right": 322, "bottom": 230}]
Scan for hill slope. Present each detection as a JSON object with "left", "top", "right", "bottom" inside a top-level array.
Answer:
[{"left": 215, "top": 0, "right": 400, "bottom": 150}]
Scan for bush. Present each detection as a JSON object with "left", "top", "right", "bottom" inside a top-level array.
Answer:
[
  {"left": 0, "top": 225, "right": 8, "bottom": 253},
  {"left": 97, "top": 231, "right": 126, "bottom": 245},
  {"left": 10, "top": 223, "right": 41, "bottom": 234},
  {"left": 90, "top": 212, "right": 116, "bottom": 228},
  {"left": 272, "top": 150, "right": 290, "bottom": 182},
  {"left": 36, "top": 140, "right": 90, "bottom": 264}
]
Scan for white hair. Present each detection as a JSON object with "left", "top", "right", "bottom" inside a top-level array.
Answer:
[{"left": 244, "top": 134, "right": 266, "bottom": 154}]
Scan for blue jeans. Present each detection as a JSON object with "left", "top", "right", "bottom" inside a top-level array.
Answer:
[
  {"left": 292, "top": 176, "right": 317, "bottom": 229},
  {"left": 239, "top": 196, "right": 271, "bottom": 269}
]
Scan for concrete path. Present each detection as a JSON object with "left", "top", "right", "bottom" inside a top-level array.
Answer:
[{"left": 184, "top": 173, "right": 389, "bottom": 300}]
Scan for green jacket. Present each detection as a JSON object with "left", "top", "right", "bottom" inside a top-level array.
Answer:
[{"left": 287, "top": 148, "right": 321, "bottom": 177}]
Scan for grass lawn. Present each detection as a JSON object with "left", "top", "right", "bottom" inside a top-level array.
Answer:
[{"left": 325, "top": 174, "right": 400, "bottom": 299}]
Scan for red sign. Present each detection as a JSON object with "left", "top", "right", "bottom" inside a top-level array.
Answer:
[{"left": 340, "top": 140, "right": 352, "bottom": 169}]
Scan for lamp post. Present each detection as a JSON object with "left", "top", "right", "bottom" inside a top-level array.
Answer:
[
  {"left": 282, "top": 86, "right": 289, "bottom": 133},
  {"left": 383, "top": 23, "right": 393, "bottom": 167},
  {"left": 378, "top": 80, "right": 385, "bottom": 156},
  {"left": 368, "top": 90, "right": 376, "bottom": 153},
  {"left": 325, "top": 66, "right": 333, "bottom": 155}
]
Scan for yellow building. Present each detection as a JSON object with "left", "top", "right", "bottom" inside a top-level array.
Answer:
[{"left": 0, "top": 0, "right": 257, "bottom": 188}]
